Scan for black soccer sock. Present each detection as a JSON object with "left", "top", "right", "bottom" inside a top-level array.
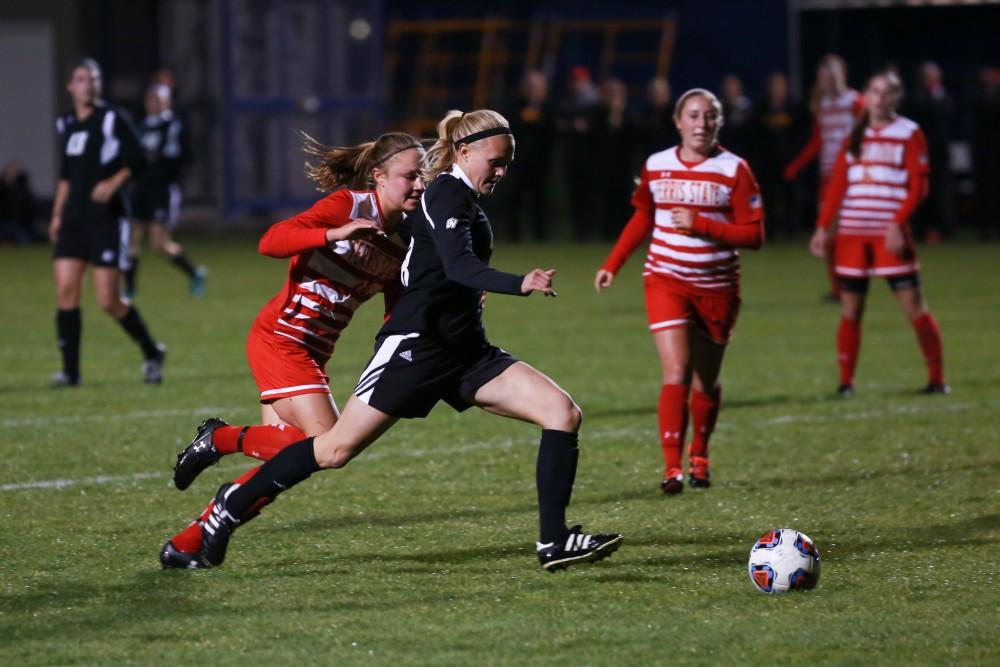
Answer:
[
  {"left": 536, "top": 429, "right": 580, "bottom": 544},
  {"left": 124, "top": 256, "right": 139, "bottom": 293},
  {"left": 56, "top": 308, "right": 82, "bottom": 380},
  {"left": 170, "top": 252, "right": 197, "bottom": 278},
  {"left": 116, "top": 306, "right": 161, "bottom": 359},
  {"left": 226, "top": 438, "right": 322, "bottom": 519}
]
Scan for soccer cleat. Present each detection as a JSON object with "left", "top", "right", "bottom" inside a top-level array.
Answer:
[
  {"left": 537, "top": 525, "right": 623, "bottom": 572},
  {"left": 142, "top": 343, "right": 167, "bottom": 384},
  {"left": 173, "top": 417, "right": 228, "bottom": 490},
  {"left": 190, "top": 266, "right": 208, "bottom": 298},
  {"left": 837, "top": 384, "right": 854, "bottom": 398},
  {"left": 51, "top": 372, "right": 81, "bottom": 388},
  {"left": 661, "top": 468, "right": 684, "bottom": 495},
  {"left": 921, "top": 382, "right": 951, "bottom": 395},
  {"left": 160, "top": 540, "right": 208, "bottom": 570},
  {"left": 688, "top": 456, "right": 711, "bottom": 488},
  {"left": 199, "top": 483, "right": 241, "bottom": 567}
]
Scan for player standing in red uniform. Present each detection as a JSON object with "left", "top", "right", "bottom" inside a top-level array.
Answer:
[
  {"left": 809, "top": 70, "right": 948, "bottom": 396},
  {"left": 159, "top": 131, "right": 425, "bottom": 568},
  {"left": 785, "top": 55, "right": 864, "bottom": 301},
  {"left": 594, "top": 88, "right": 765, "bottom": 495}
]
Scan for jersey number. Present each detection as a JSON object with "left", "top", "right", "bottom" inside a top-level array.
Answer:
[
  {"left": 400, "top": 237, "right": 415, "bottom": 286},
  {"left": 66, "top": 131, "right": 88, "bottom": 156}
]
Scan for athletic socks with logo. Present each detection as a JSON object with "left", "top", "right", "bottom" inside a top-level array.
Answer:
[
  {"left": 213, "top": 424, "right": 307, "bottom": 460},
  {"left": 224, "top": 438, "right": 321, "bottom": 520},
  {"left": 658, "top": 384, "right": 689, "bottom": 473},
  {"left": 689, "top": 384, "right": 721, "bottom": 459},
  {"left": 536, "top": 429, "right": 579, "bottom": 545},
  {"left": 172, "top": 466, "right": 264, "bottom": 554},
  {"left": 56, "top": 308, "right": 82, "bottom": 381}
]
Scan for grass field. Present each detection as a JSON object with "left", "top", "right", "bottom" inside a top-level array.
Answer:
[{"left": 1, "top": 235, "right": 998, "bottom": 666}]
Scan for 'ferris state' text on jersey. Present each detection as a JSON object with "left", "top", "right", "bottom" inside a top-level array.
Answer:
[
  {"left": 602, "top": 146, "right": 764, "bottom": 294},
  {"left": 253, "top": 189, "right": 407, "bottom": 363},
  {"left": 787, "top": 89, "right": 864, "bottom": 184},
  {"left": 56, "top": 101, "right": 144, "bottom": 221},
  {"left": 818, "top": 116, "right": 929, "bottom": 237},
  {"left": 380, "top": 163, "right": 525, "bottom": 345},
  {"left": 136, "top": 109, "right": 186, "bottom": 189}
]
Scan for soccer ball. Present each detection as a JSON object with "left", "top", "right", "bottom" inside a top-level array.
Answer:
[{"left": 747, "top": 528, "right": 821, "bottom": 594}]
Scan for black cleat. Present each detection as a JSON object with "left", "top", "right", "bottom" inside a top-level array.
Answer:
[
  {"left": 538, "top": 525, "right": 623, "bottom": 572},
  {"left": 660, "top": 468, "right": 684, "bottom": 495},
  {"left": 921, "top": 382, "right": 951, "bottom": 395},
  {"left": 173, "top": 418, "right": 228, "bottom": 490},
  {"left": 199, "top": 483, "right": 241, "bottom": 567},
  {"left": 837, "top": 384, "right": 855, "bottom": 398},
  {"left": 142, "top": 343, "right": 167, "bottom": 384},
  {"left": 688, "top": 456, "right": 711, "bottom": 488},
  {"left": 160, "top": 540, "right": 207, "bottom": 570}
]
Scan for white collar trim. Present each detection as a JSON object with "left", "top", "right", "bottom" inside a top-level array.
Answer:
[{"left": 448, "top": 163, "right": 476, "bottom": 191}]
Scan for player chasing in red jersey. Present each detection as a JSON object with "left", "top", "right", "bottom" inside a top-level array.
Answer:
[
  {"left": 809, "top": 70, "right": 948, "bottom": 397},
  {"left": 785, "top": 55, "right": 865, "bottom": 303},
  {"left": 595, "top": 88, "right": 764, "bottom": 495},
  {"left": 159, "top": 131, "right": 425, "bottom": 568}
]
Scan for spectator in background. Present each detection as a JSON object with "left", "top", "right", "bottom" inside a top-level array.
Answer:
[
  {"left": 557, "top": 66, "right": 601, "bottom": 241},
  {"left": 906, "top": 61, "right": 956, "bottom": 242},
  {"left": 0, "top": 161, "right": 41, "bottom": 244},
  {"left": 754, "top": 72, "right": 796, "bottom": 238},
  {"left": 499, "top": 70, "right": 555, "bottom": 241},
  {"left": 972, "top": 67, "right": 1000, "bottom": 240},
  {"left": 594, "top": 78, "right": 638, "bottom": 240},
  {"left": 719, "top": 74, "right": 754, "bottom": 160},
  {"left": 639, "top": 77, "right": 676, "bottom": 157}
]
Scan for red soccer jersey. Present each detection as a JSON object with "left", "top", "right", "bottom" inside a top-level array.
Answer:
[
  {"left": 817, "top": 115, "right": 929, "bottom": 237},
  {"left": 602, "top": 145, "right": 764, "bottom": 293},
  {"left": 786, "top": 89, "right": 864, "bottom": 186},
  {"left": 253, "top": 189, "right": 407, "bottom": 362}
]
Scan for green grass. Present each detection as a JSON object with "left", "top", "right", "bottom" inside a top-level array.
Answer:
[{"left": 1, "top": 235, "right": 998, "bottom": 666}]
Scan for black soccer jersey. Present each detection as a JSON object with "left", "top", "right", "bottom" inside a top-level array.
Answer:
[
  {"left": 57, "top": 101, "right": 143, "bottom": 222},
  {"left": 136, "top": 110, "right": 186, "bottom": 189},
  {"left": 380, "top": 164, "right": 525, "bottom": 346}
]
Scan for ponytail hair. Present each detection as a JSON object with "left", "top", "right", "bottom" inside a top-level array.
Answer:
[
  {"left": 423, "top": 109, "right": 511, "bottom": 181},
  {"left": 847, "top": 68, "right": 902, "bottom": 158},
  {"left": 300, "top": 131, "right": 423, "bottom": 192}
]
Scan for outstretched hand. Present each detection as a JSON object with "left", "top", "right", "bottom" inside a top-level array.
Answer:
[
  {"left": 327, "top": 219, "right": 381, "bottom": 243},
  {"left": 594, "top": 269, "right": 614, "bottom": 292},
  {"left": 521, "top": 268, "right": 558, "bottom": 297}
]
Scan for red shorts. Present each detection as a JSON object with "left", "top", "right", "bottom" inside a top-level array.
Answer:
[
  {"left": 246, "top": 322, "right": 331, "bottom": 403},
  {"left": 834, "top": 234, "right": 919, "bottom": 278},
  {"left": 643, "top": 274, "right": 741, "bottom": 344}
]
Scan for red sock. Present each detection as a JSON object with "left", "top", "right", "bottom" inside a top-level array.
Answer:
[
  {"left": 241, "top": 424, "right": 307, "bottom": 461},
  {"left": 169, "top": 466, "right": 263, "bottom": 554},
  {"left": 658, "top": 384, "right": 689, "bottom": 475},
  {"left": 837, "top": 317, "right": 861, "bottom": 386},
  {"left": 213, "top": 424, "right": 307, "bottom": 459},
  {"left": 689, "top": 385, "right": 721, "bottom": 459},
  {"left": 912, "top": 313, "right": 944, "bottom": 385}
]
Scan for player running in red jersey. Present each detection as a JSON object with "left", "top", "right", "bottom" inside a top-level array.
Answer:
[
  {"left": 785, "top": 55, "right": 865, "bottom": 302},
  {"left": 809, "top": 70, "right": 948, "bottom": 397},
  {"left": 159, "top": 131, "right": 425, "bottom": 568},
  {"left": 594, "top": 88, "right": 764, "bottom": 495}
]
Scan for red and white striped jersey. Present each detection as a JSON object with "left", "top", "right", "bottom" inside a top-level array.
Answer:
[
  {"left": 817, "top": 90, "right": 863, "bottom": 179},
  {"left": 818, "top": 115, "right": 929, "bottom": 237},
  {"left": 253, "top": 189, "right": 406, "bottom": 362},
  {"left": 786, "top": 89, "right": 864, "bottom": 187},
  {"left": 602, "top": 146, "right": 764, "bottom": 293}
]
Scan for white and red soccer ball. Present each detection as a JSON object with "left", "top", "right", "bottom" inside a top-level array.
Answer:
[{"left": 748, "top": 528, "right": 821, "bottom": 594}]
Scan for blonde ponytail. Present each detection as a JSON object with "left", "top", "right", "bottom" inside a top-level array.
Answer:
[{"left": 422, "top": 109, "right": 510, "bottom": 181}]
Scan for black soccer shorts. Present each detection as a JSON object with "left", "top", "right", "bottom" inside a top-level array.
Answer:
[
  {"left": 354, "top": 332, "right": 518, "bottom": 419},
  {"left": 54, "top": 216, "right": 130, "bottom": 269}
]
